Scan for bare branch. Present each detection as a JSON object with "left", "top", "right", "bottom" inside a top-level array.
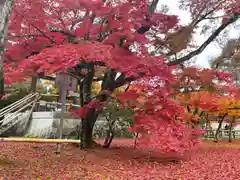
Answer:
[
  {"left": 191, "top": 2, "right": 223, "bottom": 27},
  {"left": 167, "top": 13, "right": 240, "bottom": 66}
]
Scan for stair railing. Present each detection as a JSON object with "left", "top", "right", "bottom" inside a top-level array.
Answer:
[{"left": 0, "top": 92, "right": 40, "bottom": 134}]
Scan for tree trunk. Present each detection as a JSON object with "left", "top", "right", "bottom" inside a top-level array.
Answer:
[
  {"left": 80, "top": 68, "right": 126, "bottom": 148},
  {"left": 30, "top": 76, "right": 38, "bottom": 93},
  {"left": 229, "top": 116, "right": 235, "bottom": 143},
  {"left": 134, "top": 133, "right": 139, "bottom": 148},
  {"left": 103, "top": 120, "right": 115, "bottom": 148},
  {"left": 80, "top": 64, "right": 95, "bottom": 148},
  {"left": 228, "top": 122, "right": 232, "bottom": 143},
  {"left": 0, "top": 0, "right": 13, "bottom": 96},
  {"left": 104, "top": 130, "right": 111, "bottom": 145},
  {"left": 81, "top": 108, "right": 98, "bottom": 148},
  {"left": 214, "top": 115, "right": 226, "bottom": 142},
  {"left": 75, "top": 81, "right": 83, "bottom": 143},
  {"left": 103, "top": 133, "right": 114, "bottom": 148}
]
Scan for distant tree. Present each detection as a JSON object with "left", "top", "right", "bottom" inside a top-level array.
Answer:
[
  {"left": 211, "top": 37, "right": 240, "bottom": 85},
  {"left": 154, "top": 0, "right": 240, "bottom": 66},
  {"left": 0, "top": 82, "right": 29, "bottom": 109}
]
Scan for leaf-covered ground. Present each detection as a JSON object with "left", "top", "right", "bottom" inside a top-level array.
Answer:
[{"left": 0, "top": 139, "right": 240, "bottom": 179}]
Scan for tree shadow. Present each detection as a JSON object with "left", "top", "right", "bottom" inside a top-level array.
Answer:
[
  {"left": 80, "top": 145, "right": 186, "bottom": 165},
  {"left": 0, "top": 158, "right": 23, "bottom": 168}
]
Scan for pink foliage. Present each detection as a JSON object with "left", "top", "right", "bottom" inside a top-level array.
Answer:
[
  {"left": 4, "top": 0, "right": 240, "bottom": 155},
  {"left": 5, "top": 0, "right": 179, "bottom": 83},
  {"left": 117, "top": 78, "right": 205, "bottom": 155}
]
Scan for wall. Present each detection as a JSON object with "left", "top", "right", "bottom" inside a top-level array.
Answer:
[{"left": 27, "top": 111, "right": 107, "bottom": 137}]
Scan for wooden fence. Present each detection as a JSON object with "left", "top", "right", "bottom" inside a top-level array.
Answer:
[{"left": 203, "top": 129, "right": 240, "bottom": 138}]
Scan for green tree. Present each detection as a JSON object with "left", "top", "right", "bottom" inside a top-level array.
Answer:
[
  {"left": 0, "top": 82, "right": 29, "bottom": 109},
  {"left": 102, "top": 97, "right": 133, "bottom": 148}
]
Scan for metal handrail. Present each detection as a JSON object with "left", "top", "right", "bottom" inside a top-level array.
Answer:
[
  {"left": 0, "top": 93, "right": 39, "bottom": 117},
  {"left": 0, "top": 99, "right": 37, "bottom": 123},
  {"left": 0, "top": 93, "right": 33, "bottom": 112},
  {"left": 0, "top": 93, "right": 40, "bottom": 135},
  {"left": 22, "top": 94, "right": 40, "bottom": 132},
  {"left": 37, "top": 101, "right": 81, "bottom": 107}
]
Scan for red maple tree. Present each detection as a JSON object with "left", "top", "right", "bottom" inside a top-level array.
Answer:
[
  {"left": 3, "top": 0, "right": 240, "bottom": 152},
  {"left": 115, "top": 66, "right": 235, "bottom": 154}
]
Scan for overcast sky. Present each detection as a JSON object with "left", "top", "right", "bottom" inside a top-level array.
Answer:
[{"left": 158, "top": 0, "right": 240, "bottom": 68}]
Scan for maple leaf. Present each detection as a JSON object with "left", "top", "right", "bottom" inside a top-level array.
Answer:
[{"left": 71, "top": 106, "right": 88, "bottom": 119}]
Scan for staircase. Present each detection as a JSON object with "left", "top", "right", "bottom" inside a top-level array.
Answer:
[
  {"left": 0, "top": 93, "right": 105, "bottom": 138},
  {"left": 0, "top": 93, "right": 40, "bottom": 135}
]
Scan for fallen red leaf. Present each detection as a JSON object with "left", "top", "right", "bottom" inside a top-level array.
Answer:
[{"left": 1, "top": 139, "right": 240, "bottom": 179}]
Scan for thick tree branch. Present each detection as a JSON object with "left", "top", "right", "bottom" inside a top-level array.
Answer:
[
  {"left": 79, "top": 81, "right": 84, "bottom": 107},
  {"left": 167, "top": 13, "right": 240, "bottom": 66},
  {"left": 149, "top": 0, "right": 159, "bottom": 13},
  {"left": 136, "top": 0, "right": 159, "bottom": 34},
  {"left": 38, "top": 75, "right": 55, "bottom": 81}
]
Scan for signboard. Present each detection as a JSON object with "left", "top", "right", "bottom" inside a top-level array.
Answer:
[
  {"left": 55, "top": 72, "right": 78, "bottom": 154},
  {"left": 55, "top": 72, "right": 78, "bottom": 91}
]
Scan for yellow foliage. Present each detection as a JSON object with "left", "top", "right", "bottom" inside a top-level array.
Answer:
[
  {"left": 112, "top": 86, "right": 125, "bottom": 96},
  {"left": 217, "top": 98, "right": 240, "bottom": 116},
  {"left": 175, "top": 91, "right": 240, "bottom": 117},
  {"left": 175, "top": 91, "right": 218, "bottom": 108},
  {"left": 92, "top": 81, "right": 101, "bottom": 95},
  {"left": 52, "top": 86, "right": 58, "bottom": 94},
  {"left": 42, "top": 80, "right": 54, "bottom": 86}
]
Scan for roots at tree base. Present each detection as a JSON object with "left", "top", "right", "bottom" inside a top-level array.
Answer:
[
  {"left": 74, "top": 140, "right": 102, "bottom": 148},
  {"left": 77, "top": 103, "right": 116, "bottom": 149}
]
